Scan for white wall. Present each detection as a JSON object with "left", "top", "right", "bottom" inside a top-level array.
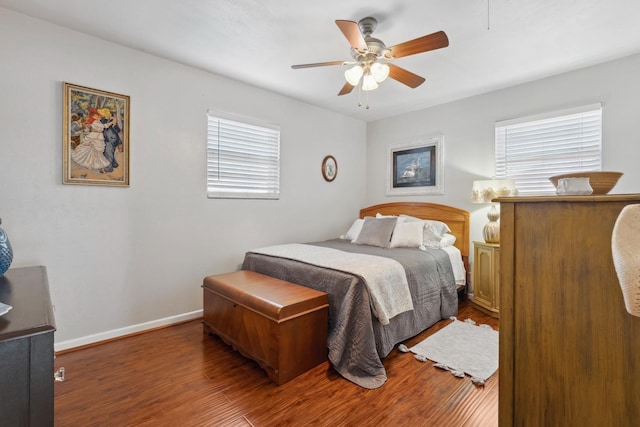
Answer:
[
  {"left": 367, "top": 54, "right": 640, "bottom": 264},
  {"left": 0, "top": 9, "right": 367, "bottom": 348},
  {"left": 4, "top": 6, "right": 639, "bottom": 349}
]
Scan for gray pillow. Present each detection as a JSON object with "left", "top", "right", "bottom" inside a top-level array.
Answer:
[{"left": 352, "top": 217, "right": 398, "bottom": 248}]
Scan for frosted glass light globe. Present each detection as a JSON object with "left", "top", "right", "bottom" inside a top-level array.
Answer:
[
  {"left": 371, "top": 63, "right": 390, "bottom": 82},
  {"left": 344, "top": 65, "right": 364, "bottom": 86}
]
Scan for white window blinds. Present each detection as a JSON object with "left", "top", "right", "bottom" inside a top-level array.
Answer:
[
  {"left": 495, "top": 103, "right": 602, "bottom": 195},
  {"left": 207, "top": 111, "right": 280, "bottom": 199}
]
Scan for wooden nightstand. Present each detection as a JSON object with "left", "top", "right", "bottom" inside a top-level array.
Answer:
[{"left": 470, "top": 241, "right": 500, "bottom": 317}]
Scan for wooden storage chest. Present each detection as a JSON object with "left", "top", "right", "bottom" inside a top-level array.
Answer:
[{"left": 203, "top": 270, "right": 328, "bottom": 385}]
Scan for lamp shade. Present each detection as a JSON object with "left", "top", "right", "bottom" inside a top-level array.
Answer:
[
  {"left": 471, "top": 179, "right": 517, "bottom": 204},
  {"left": 472, "top": 179, "right": 517, "bottom": 244}
]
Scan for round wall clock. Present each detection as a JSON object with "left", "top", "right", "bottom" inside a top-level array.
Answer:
[{"left": 322, "top": 155, "right": 337, "bottom": 182}]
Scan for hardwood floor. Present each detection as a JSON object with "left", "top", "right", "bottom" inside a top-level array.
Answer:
[{"left": 54, "top": 300, "right": 499, "bottom": 427}]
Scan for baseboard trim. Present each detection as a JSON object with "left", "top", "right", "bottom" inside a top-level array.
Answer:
[{"left": 54, "top": 309, "right": 203, "bottom": 354}]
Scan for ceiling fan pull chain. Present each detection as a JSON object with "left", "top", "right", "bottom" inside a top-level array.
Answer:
[
  {"left": 365, "top": 89, "right": 370, "bottom": 109},
  {"left": 357, "top": 80, "right": 362, "bottom": 107},
  {"left": 487, "top": 0, "right": 491, "bottom": 30}
]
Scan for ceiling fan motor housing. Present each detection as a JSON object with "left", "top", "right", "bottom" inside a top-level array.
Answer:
[
  {"left": 358, "top": 17, "right": 378, "bottom": 36},
  {"left": 353, "top": 17, "right": 389, "bottom": 60}
]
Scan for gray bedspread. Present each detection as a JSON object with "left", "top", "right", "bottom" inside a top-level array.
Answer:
[{"left": 241, "top": 239, "right": 458, "bottom": 389}]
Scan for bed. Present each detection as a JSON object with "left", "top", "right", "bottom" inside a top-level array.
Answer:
[{"left": 241, "top": 202, "right": 470, "bottom": 389}]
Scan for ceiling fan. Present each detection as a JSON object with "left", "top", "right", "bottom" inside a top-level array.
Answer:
[{"left": 291, "top": 17, "right": 449, "bottom": 101}]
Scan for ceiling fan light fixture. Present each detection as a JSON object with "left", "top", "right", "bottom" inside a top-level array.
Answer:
[
  {"left": 292, "top": 17, "right": 450, "bottom": 104},
  {"left": 344, "top": 65, "right": 364, "bottom": 86},
  {"left": 362, "top": 73, "right": 378, "bottom": 91},
  {"left": 371, "top": 63, "right": 390, "bottom": 83}
]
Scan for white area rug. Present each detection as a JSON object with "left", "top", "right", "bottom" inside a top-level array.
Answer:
[{"left": 399, "top": 317, "right": 499, "bottom": 385}]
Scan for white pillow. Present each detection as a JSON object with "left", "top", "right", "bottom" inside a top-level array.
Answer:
[
  {"left": 390, "top": 221, "right": 425, "bottom": 248},
  {"left": 426, "top": 221, "right": 451, "bottom": 247},
  {"left": 425, "top": 219, "right": 451, "bottom": 235},
  {"left": 423, "top": 233, "right": 457, "bottom": 249},
  {"left": 398, "top": 214, "right": 451, "bottom": 246},
  {"left": 343, "top": 218, "right": 364, "bottom": 241},
  {"left": 401, "top": 214, "right": 450, "bottom": 233},
  {"left": 439, "top": 233, "right": 457, "bottom": 248}
]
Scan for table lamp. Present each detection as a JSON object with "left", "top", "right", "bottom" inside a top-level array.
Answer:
[{"left": 471, "top": 179, "right": 517, "bottom": 243}]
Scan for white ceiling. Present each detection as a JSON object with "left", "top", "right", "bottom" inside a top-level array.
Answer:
[{"left": 2, "top": 0, "right": 640, "bottom": 122}]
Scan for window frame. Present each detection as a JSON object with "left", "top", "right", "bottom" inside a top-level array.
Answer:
[
  {"left": 495, "top": 103, "right": 602, "bottom": 195},
  {"left": 206, "top": 110, "right": 280, "bottom": 200}
]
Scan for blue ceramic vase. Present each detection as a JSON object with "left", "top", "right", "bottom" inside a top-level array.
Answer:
[{"left": 0, "top": 218, "right": 13, "bottom": 276}]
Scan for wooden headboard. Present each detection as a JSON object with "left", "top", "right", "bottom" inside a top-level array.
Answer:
[{"left": 360, "top": 202, "right": 471, "bottom": 269}]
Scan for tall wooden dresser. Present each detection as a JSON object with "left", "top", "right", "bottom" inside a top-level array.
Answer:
[
  {"left": 498, "top": 195, "right": 640, "bottom": 426},
  {"left": 0, "top": 266, "right": 56, "bottom": 426}
]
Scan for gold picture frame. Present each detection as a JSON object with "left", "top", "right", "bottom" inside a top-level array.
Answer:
[{"left": 63, "top": 82, "right": 130, "bottom": 186}]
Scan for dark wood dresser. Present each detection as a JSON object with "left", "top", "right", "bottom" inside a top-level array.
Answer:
[
  {"left": 0, "top": 266, "right": 56, "bottom": 426},
  {"left": 498, "top": 195, "right": 640, "bottom": 427}
]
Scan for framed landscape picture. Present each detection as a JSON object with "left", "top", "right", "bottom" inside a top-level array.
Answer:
[
  {"left": 386, "top": 134, "right": 444, "bottom": 196},
  {"left": 62, "top": 82, "right": 130, "bottom": 186}
]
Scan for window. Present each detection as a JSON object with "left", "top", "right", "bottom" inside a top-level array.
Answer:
[
  {"left": 207, "top": 111, "right": 280, "bottom": 199},
  {"left": 495, "top": 103, "right": 602, "bottom": 195}
]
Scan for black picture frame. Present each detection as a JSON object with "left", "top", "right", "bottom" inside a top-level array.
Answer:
[
  {"left": 392, "top": 145, "right": 436, "bottom": 188},
  {"left": 386, "top": 135, "right": 444, "bottom": 195}
]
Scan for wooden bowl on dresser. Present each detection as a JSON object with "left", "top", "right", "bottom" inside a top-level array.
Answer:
[{"left": 549, "top": 171, "right": 623, "bottom": 194}]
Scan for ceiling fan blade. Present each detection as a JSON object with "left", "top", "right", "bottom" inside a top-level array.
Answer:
[
  {"left": 388, "top": 64, "right": 426, "bottom": 88},
  {"left": 388, "top": 31, "right": 449, "bottom": 58},
  {"left": 338, "top": 82, "right": 355, "bottom": 96},
  {"left": 291, "top": 61, "right": 344, "bottom": 69},
  {"left": 335, "top": 20, "right": 367, "bottom": 51}
]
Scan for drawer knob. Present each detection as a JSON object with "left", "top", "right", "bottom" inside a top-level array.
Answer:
[{"left": 54, "top": 367, "right": 65, "bottom": 382}]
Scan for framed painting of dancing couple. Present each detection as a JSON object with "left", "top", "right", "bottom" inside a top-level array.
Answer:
[
  {"left": 386, "top": 134, "right": 444, "bottom": 196},
  {"left": 63, "top": 82, "right": 130, "bottom": 186}
]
